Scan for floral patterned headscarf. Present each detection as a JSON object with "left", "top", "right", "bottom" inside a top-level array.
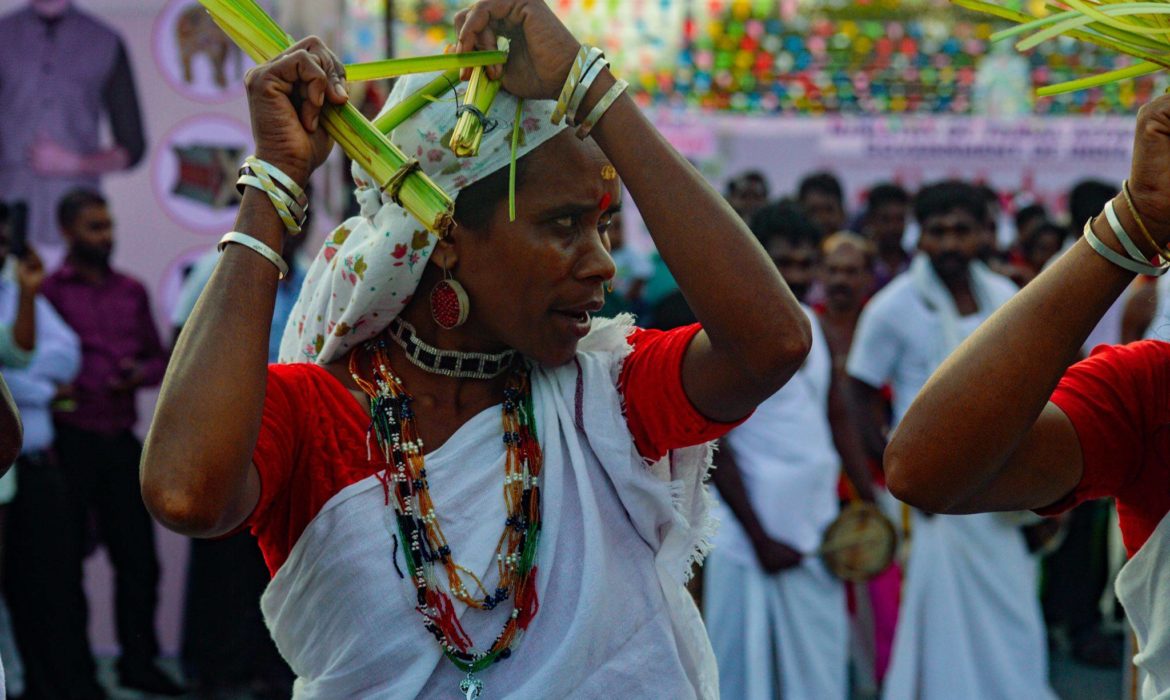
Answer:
[{"left": 278, "top": 71, "right": 568, "bottom": 365}]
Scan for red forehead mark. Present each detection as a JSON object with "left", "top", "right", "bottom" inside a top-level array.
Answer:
[{"left": 598, "top": 192, "right": 612, "bottom": 211}]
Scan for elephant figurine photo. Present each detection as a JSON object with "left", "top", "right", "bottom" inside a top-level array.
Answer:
[{"left": 175, "top": 3, "right": 241, "bottom": 88}]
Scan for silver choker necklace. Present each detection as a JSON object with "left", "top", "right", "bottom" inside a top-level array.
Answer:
[{"left": 385, "top": 318, "right": 516, "bottom": 380}]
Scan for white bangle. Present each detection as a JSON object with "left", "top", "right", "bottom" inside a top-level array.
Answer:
[
  {"left": 576, "top": 78, "right": 628, "bottom": 139},
  {"left": 238, "top": 158, "right": 309, "bottom": 236},
  {"left": 238, "top": 173, "right": 306, "bottom": 223},
  {"left": 566, "top": 54, "right": 609, "bottom": 126},
  {"left": 1083, "top": 219, "right": 1167, "bottom": 277},
  {"left": 246, "top": 156, "right": 307, "bottom": 206},
  {"left": 218, "top": 231, "right": 289, "bottom": 279},
  {"left": 238, "top": 174, "right": 304, "bottom": 236},
  {"left": 1103, "top": 199, "right": 1159, "bottom": 266},
  {"left": 238, "top": 164, "right": 308, "bottom": 218},
  {"left": 551, "top": 46, "right": 601, "bottom": 125}
]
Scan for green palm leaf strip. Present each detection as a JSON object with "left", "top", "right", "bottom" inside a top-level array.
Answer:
[
  {"left": 954, "top": 0, "right": 1170, "bottom": 95},
  {"left": 509, "top": 98, "right": 524, "bottom": 222},
  {"left": 373, "top": 69, "right": 462, "bottom": 135},
  {"left": 346, "top": 51, "right": 508, "bottom": 82},
  {"left": 956, "top": 0, "right": 1165, "bottom": 57},
  {"left": 450, "top": 66, "right": 503, "bottom": 157},
  {"left": 1037, "top": 60, "right": 1161, "bottom": 94},
  {"left": 198, "top": 0, "right": 455, "bottom": 234}
]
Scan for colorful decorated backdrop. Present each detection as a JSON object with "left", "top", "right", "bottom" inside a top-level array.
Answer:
[{"left": 391, "top": 0, "right": 1164, "bottom": 115}]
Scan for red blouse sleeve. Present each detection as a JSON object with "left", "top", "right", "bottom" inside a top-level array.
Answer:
[
  {"left": 243, "top": 363, "right": 380, "bottom": 575},
  {"left": 1041, "top": 341, "right": 1170, "bottom": 553},
  {"left": 619, "top": 324, "right": 749, "bottom": 462},
  {"left": 247, "top": 363, "right": 309, "bottom": 530}
]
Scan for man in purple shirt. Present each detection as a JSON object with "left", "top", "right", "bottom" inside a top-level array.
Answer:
[{"left": 33, "top": 189, "right": 180, "bottom": 698}]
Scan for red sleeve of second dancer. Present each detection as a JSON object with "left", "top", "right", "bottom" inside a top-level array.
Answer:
[
  {"left": 619, "top": 324, "right": 749, "bottom": 462},
  {"left": 1043, "top": 341, "right": 1170, "bottom": 516}
]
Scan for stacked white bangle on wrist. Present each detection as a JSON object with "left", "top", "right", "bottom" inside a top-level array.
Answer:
[
  {"left": 576, "top": 78, "right": 628, "bottom": 139},
  {"left": 218, "top": 231, "right": 289, "bottom": 279},
  {"left": 247, "top": 156, "right": 307, "bottom": 205},
  {"left": 566, "top": 52, "right": 609, "bottom": 126},
  {"left": 551, "top": 44, "right": 626, "bottom": 135},
  {"left": 552, "top": 45, "right": 601, "bottom": 125},
  {"left": 1083, "top": 200, "right": 1170, "bottom": 277},
  {"left": 236, "top": 156, "right": 309, "bottom": 235}
]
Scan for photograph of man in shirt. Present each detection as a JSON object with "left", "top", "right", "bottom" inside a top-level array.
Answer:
[{"left": 0, "top": 0, "right": 146, "bottom": 268}]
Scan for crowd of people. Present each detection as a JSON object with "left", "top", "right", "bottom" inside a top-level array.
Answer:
[
  {"left": 0, "top": 0, "right": 1164, "bottom": 699},
  {"left": 591, "top": 166, "right": 1129, "bottom": 698},
  {"left": 0, "top": 131, "right": 1134, "bottom": 700}
]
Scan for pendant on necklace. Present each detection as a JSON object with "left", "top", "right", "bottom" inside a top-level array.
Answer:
[{"left": 461, "top": 672, "right": 483, "bottom": 700}]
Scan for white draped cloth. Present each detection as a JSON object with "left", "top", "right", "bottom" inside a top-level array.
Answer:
[
  {"left": 704, "top": 551, "right": 847, "bottom": 700},
  {"left": 714, "top": 307, "right": 840, "bottom": 561},
  {"left": 703, "top": 308, "right": 848, "bottom": 699},
  {"left": 1117, "top": 511, "right": 1170, "bottom": 698},
  {"left": 260, "top": 317, "right": 720, "bottom": 699}
]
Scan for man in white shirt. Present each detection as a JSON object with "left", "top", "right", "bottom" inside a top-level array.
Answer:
[
  {"left": 847, "top": 181, "right": 1054, "bottom": 700},
  {"left": 705, "top": 201, "right": 874, "bottom": 699}
]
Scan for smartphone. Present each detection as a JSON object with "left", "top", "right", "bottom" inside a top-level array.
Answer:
[{"left": 7, "top": 201, "right": 28, "bottom": 259}]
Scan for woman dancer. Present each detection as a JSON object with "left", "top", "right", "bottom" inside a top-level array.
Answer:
[{"left": 141, "top": 1, "right": 810, "bottom": 697}]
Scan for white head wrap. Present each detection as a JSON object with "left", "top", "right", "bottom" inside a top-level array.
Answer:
[{"left": 278, "top": 72, "right": 569, "bottom": 364}]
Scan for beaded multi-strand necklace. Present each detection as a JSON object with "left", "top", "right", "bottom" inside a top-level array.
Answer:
[{"left": 349, "top": 338, "right": 543, "bottom": 700}]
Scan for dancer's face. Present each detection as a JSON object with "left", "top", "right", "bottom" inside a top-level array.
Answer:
[{"left": 442, "top": 131, "right": 620, "bottom": 366}]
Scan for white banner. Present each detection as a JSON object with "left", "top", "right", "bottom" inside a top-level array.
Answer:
[{"left": 653, "top": 112, "right": 1135, "bottom": 218}]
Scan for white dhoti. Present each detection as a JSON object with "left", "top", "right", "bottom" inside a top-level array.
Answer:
[
  {"left": 704, "top": 548, "right": 848, "bottom": 700},
  {"left": 704, "top": 308, "right": 847, "bottom": 700},
  {"left": 882, "top": 512, "right": 1057, "bottom": 700}
]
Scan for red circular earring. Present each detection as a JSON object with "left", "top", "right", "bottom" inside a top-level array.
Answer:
[{"left": 430, "top": 272, "right": 470, "bottom": 330}]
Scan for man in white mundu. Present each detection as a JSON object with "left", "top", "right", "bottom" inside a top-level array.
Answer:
[
  {"left": 705, "top": 202, "right": 875, "bottom": 699},
  {"left": 847, "top": 181, "right": 1056, "bottom": 699}
]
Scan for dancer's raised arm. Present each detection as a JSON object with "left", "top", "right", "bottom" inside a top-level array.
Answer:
[
  {"left": 141, "top": 38, "right": 348, "bottom": 537},
  {"left": 885, "top": 95, "right": 1170, "bottom": 514}
]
